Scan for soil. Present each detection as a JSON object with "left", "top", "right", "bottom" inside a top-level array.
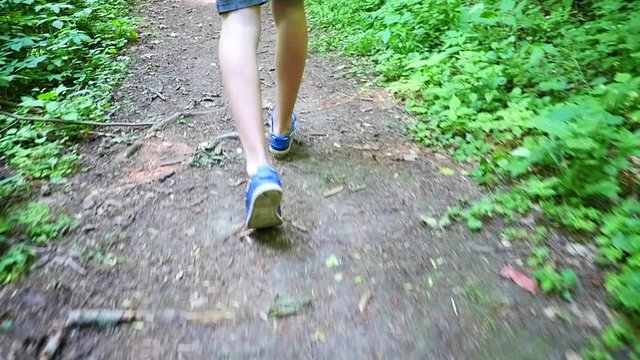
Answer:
[{"left": 0, "top": 0, "right": 611, "bottom": 359}]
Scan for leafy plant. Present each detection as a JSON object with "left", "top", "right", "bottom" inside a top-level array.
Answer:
[
  {"left": 534, "top": 265, "right": 579, "bottom": 301},
  {"left": 9, "top": 202, "right": 70, "bottom": 243},
  {"left": 0, "top": 244, "right": 34, "bottom": 283},
  {"left": 0, "top": 0, "right": 136, "bottom": 281},
  {"left": 307, "top": 0, "right": 640, "bottom": 354}
]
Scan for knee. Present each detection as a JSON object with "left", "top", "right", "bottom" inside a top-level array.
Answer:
[{"left": 272, "top": 0, "right": 306, "bottom": 22}]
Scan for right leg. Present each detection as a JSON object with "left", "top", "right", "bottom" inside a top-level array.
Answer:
[
  {"left": 218, "top": 5, "right": 268, "bottom": 176},
  {"left": 271, "top": 0, "right": 308, "bottom": 136}
]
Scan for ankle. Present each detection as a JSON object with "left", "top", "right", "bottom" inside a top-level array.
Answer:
[
  {"left": 246, "top": 161, "right": 270, "bottom": 177},
  {"left": 272, "top": 110, "right": 293, "bottom": 136}
]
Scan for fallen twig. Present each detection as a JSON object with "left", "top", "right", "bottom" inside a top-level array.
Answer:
[
  {"left": 38, "top": 307, "right": 232, "bottom": 358},
  {"left": 66, "top": 309, "right": 138, "bottom": 327},
  {"left": 290, "top": 220, "right": 309, "bottom": 233},
  {"left": 323, "top": 185, "right": 344, "bottom": 198},
  {"left": 175, "top": 197, "right": 205, "bottom": 209},
  {"left": 0, "top": 111, "right": 155, "bottom": 127},
  {"left": 40, "top": 329, "right": 64, "bottom": 360},
  {"left": 182, "top": 310, "right": 233, "bottom": 325},
  {"left": 451, "top": 297, "right": 458, "bottom": 316},
  {"left": 88, "top": 131, "right": 120, "bottom": 138},
  {"left": 346, "top": 144, "right": 380, "bottom": 151},
  {"left": 144, "top": 85, "right": 166, "bottom": 101},
  {"left": 117, "top": 111, "right": 219, "bottom": 160},
  {"left": 212, "top": 132, "right": 240, "bottom": 142},
  {"left": 358, "top": 290, "right": 372, "bottom": 313}
]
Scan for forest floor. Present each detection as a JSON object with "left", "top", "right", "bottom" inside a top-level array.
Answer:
[{"left": 0, "top": 0, "right": 610, "bottom": 358}]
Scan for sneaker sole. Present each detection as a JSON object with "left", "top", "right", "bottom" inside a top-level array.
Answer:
[
  {"left": 246, "top": 183, "right": 283, "bottom": 229},
  {"left": 269, "top": 144, "right": 292, "bottom": 155},
  {"left": 269, "top": 130, "right": 295, "bottom": 155}
]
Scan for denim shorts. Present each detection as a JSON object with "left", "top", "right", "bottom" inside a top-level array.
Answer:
[{"left": 216, "top": 0, "right": 269, "bottom": 14}]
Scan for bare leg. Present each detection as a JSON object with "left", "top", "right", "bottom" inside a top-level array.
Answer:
[
  {"left": 219, "top": 6, "right": 268, "bottom": 176},
  {"left": 271, "top": 0, "right": 308, "bottom": 135}
]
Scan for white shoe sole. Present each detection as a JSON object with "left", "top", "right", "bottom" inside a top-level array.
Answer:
[
  {"left": 269, "top": 144, "right": 292, "bottom": 155},
  {"left": 269, "top": 130, "right": 295, "bottom": 155},
  {"left": 246, "top": 183, "right": 283, "bottom": 229}
]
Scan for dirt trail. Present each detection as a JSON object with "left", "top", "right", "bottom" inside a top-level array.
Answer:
[{"left": 0, "top": 0, "right": 608, "bottom": 359}]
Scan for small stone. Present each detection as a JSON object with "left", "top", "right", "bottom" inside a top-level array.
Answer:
[
  {"left": 19, "top": 292, "right": 47, "bottom": 309},
  {"left": 40, "top": 184, "right": 51, "bottom": 196},
  {"left": 565, "top": 243, "right": 594, "bottom": 259},
  {"left": 543, "top": 306, "right": 560, "bottom": 320},
  {"left": 156, "top": 309, "right": 182, "bottom": 324},
  {"left": 565, "top": 350, "right": 583, "bottom": 360},
  {"left": 161, "top": 265, "right": 172, "bottom": 274},
  {"left": 81, "top": 195, "right": 96, "bottom": 210},
  {"left": 189, "top": 292, "right": 207, "bottom": 309},
  {"left": 583, "top": 310, "right": 602, "bottom": 330},
  {"left": 81, "top": 224, "right": 96, "bottom": 232}
]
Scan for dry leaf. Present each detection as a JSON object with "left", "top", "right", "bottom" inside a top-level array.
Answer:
[
  {"left": 500, "top": 265, "right": 539, "bottom": 294},
  {"left": 323, "top": 185, "right": 344, "bottom": 198},
  {"left": 358, "top": 290, "right": 372, "bottom": 313}
]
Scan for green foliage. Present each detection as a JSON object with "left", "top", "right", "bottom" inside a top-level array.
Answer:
[
  {"left": 0, "top": 175, "right": 28, "bottom": 200},
  {"left": 0, "top": 0, "right": 137, "bottom": 181},
  {"left": 585, "top": 318, "right": 640, "bottom": 360},
  {"left": 0, "top": 201, "right": 68, "bottom": 282},
  {"left": 534, "top": 265, "right": 578, "bottom": 301},
  {"left": 0, "top": 125, "right": 79, "bottom": 179},
  {"left": 1, "top": 0, "right": 136, "bottom": 281},
  {"left": 447, "top": 189, "right": 533, "bottom": 226},
  {"left": 0, "top": 244, "right": 34, "bottom": 283},
  {"left": 307, "top": 0, "right": 640, "bottom": 354},
  {"left": 528, "top": 246, "right": 550, "bottom": 267},
  {"left": 9, "top": 202, "right": 70, "bottom": 243},
  {"left": 596, "top": 199, "right": 640, "bottom": 319}
]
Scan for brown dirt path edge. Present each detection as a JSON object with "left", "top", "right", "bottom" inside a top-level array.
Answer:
[{"left": 0, "top": 0, "right": 609, "bottom": 359}]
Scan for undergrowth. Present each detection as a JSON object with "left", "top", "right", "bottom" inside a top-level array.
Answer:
[
  {"left": 0, "top": 0, "right": 137, "bottom": 281},
  {"left": 307, "top": 0, "right": 639, "bottom": 356}
]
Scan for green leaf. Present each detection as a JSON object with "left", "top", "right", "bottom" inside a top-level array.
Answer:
[
  {"left": 51, "top": 20, "right": 64, "bottom": 29},
  {"left": 534, "top": 117, "right": 572, "bottom": 138},
  {"left": 510, "top": 147, "right": 531, "bottom": 158},
  {"left": 61, "top": 112, "right": 79, "bottom": 121},
  {"left": 0, "top": 320, "right": 13, "bottom": 332},
  {"left": 268, "top": 294, "right": 312, "bottom": 318},
  {"left": 8, "top": 37, "right": 35, "bottom": 51},
  {"left": 22, "top": 55, "right": 48, "bottom": 68},
  {"left": 538, "top": 80, "right": 567, "bottom": 91},
  {"left": 102, "top": 255, "right": 117, "bottom": 267},
  {"left": 439, "top": 167, "right": 455, "bottom": 176},
  {"left": 378, "top": 28, "right": 391, "bottom": 44},
  {"left": 560, "top": 269, "right": 578, "bottom": 285},
  {"left": 449, "top": 95, "right": 461, "bottom": 111},
  {"left": 528, "top": 46, "right": 545, "bottom": 66},
  {"left": 467, "top": 218, "right": 483, "bottom": 231},
  {"left": 614, "top": 73, "right": 632, "bottom": 83},
  {"left": 325, "top": 255, "right": 340, "bottom": 269}
]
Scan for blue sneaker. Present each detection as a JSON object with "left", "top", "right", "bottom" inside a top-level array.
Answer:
[
  {"left": 245, "top": 166, "right": 283, "bottom": 229},
  {"left": 269, "top": 109, "right": 297, "bottom": 155}
]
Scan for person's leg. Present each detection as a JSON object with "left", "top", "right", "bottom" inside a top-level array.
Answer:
[
  {"left": 271, "top": 0, "right": 308, "bottom": 136},
  {"left": 219, "top": 5, "right": 268, "bottom": 176},
  {"left": 219, "top": 3, "right": 283, "bottom": 229}
]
